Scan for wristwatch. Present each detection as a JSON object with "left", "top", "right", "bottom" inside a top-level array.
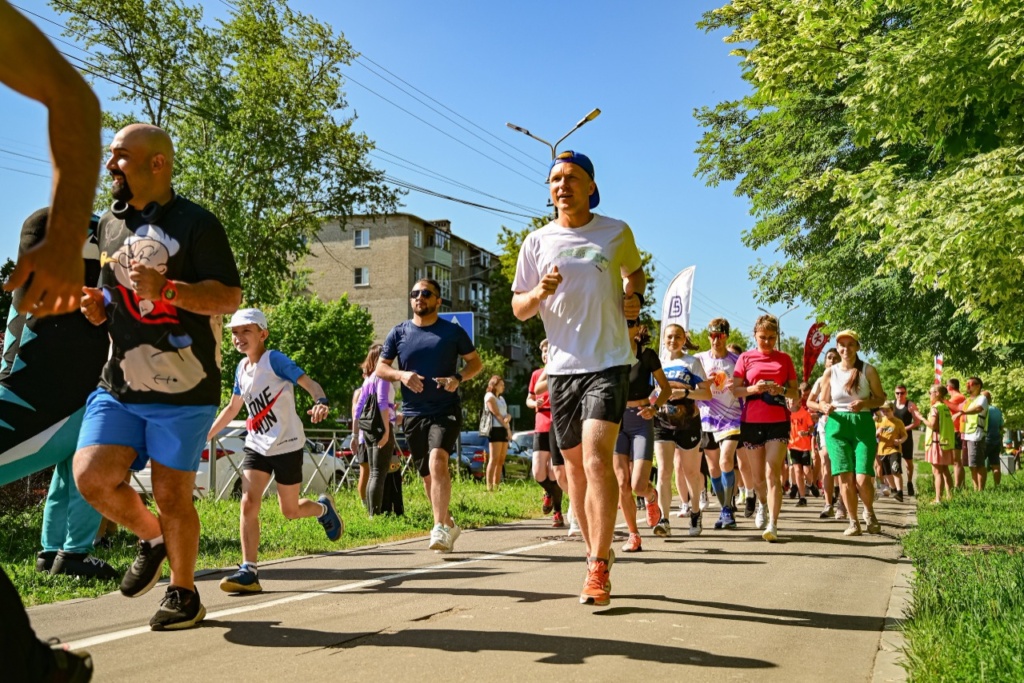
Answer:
[
  {"left": 160, "top": 279, "right": 179, "bottom": 302},
  {"left": 453, "top": 372, "right": 463, "bottom": 383},
  {"left": 314, "top": 397, "right": 329, "bottom": 407}
]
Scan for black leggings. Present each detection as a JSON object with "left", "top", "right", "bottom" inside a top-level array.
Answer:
[
  {"left": 1, "top": 566, "right": 55, "bottom": 680},
  {"left": 366, "top": 433, "right": 396, "bottom": 515}
]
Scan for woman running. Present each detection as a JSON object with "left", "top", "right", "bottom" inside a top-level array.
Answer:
[
  {"left": 652, "top": 324, "right": 712, "bottom": 538},
  {"left": 695, "top": 318, "right": 744, "bottom": 530},
  {"left": 615, "top": 322, "right": 672, "bottom": 551},
  {"left": 528, "top": 340, "right": 565, "bottom": 527},
  {"left": 816, "top": 330, "right": 887, "bottom": 536},
  {"left": 483, "top": 375, "right": 512, "bottom": 491},
  {"left": 807, "top": 348, "right": 842, "bottom": 518},
  {"left": 732, "top": 314, "right": 799, "bottom": 542},
  {"left": 913, "top": 384, "right": 955, "bottom": 504}
]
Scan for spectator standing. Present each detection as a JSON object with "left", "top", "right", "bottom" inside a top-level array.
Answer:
[{"left": 982, "top": 390, "right": 1004, "bottom": 487}]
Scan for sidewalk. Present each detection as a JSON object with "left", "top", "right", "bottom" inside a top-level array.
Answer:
[{"left": 30, "top": 495, "right": 913, "bottom": 682}]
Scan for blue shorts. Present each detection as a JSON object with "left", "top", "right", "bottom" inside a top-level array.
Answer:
[{"left": 76, "top": 389, "right": 217, "bottom": 473}]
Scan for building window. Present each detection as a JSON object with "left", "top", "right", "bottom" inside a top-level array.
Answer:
[
  {"left": 414, "top": 266, "right": 425, "bottom": 281},
  {"left": 426, "top": 265, "right": 451, "bottom": 300},
  {"left": 459, "top": 284, "right": 466, "bottom": 301},
  {"left": 354, "top": 267, "right": 369, "bottom": 287},
  {"left": 458, "top": 249, "right": 465, "bottom": 267},
  {"left": 413, "top": 229, "right": 422, "bottom": 248},
  {"left": 428, "top": 231, "right": 450, "bottom": 251},
  {"left": 353, "top": 228, "right": 370, "bottom": 248}
]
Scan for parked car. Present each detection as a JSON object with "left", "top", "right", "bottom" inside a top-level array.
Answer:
[
  {"left": 511, "top": 430, "right": 535, "bottom": 454},
  {"left": 130, "top": 421, "right": 336, "bottom": 500},
  {"left": 456, "top": 432, "right": 532, "bottom": 482}
]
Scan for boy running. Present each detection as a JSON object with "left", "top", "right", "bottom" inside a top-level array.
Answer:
[{"left": 209, "top": 308, "right": 341, "bottom": 594}]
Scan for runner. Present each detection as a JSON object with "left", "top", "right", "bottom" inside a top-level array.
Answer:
[
  {"left": 695, "top": 318, "right": 743, "bottom": 530},
  {"left": 209, "top": 308, "right": 340, "bottom": 594},
  {"left": 944, "top": 378, "right": 967, "bottom": 488},
  {"left": 913, "top": 385, "right": 955, "bottom": 503},
  {"left": 807, "top": 348, "right": 842, "bottom": 518},
  {"left": 787, "top": 393, "right": 814, "bottom": 507},
  {"left": 816, "top": 330, "right": 886, "bottom": 536},
  {"left": 512, "top": 150, "right": 645, "bottom": 606},
  {"left": 732, "top": 315, "right": 799, "bottom": 542},
  {"left": 982, "top": 390, "right": 1004, "bottom": 487},
  {"left": 615, "top": 322, "right": 671, "bottom": 551},
  {"left": 376, "top": 278, "right": 483, "bottom": 553},
  {"left": 874, "top": 402, "right": 908, "bottom": 501},
  {"left": 528, "top": 340, "right": 565, "bottom": 526},
  {"left": 891, "top": 384, "right": 921, "bottom": 496},
  {"left": 530, "top": 366, "right": 572, "bottom": 532},
  {"left": 354, "top": 345, "right": 399, "bottom": 516},
  {"left": 960, "top": 377, "right": 989, "bottom": 491},
  {"left": 74, "top": 124, "right": 242, "bottom": 631}
]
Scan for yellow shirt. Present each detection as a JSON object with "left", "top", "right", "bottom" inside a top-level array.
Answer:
[{"left": 876, "top": 416, "right": 907, "bottom": 456}]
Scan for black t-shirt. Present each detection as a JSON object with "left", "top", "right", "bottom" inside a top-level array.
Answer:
[
  {"left": 381, "top": 318, "right": 475, "bottom": 417},
  {"left": 626, "top": 347, "right": 661, "bottom": 401},
  {"left": 96, "top": 195, "right": 240, "bottom": 405}
]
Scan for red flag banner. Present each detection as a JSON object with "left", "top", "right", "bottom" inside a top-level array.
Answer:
[{"left": 803, "top": 322, "right": 830, "bottom": 381}]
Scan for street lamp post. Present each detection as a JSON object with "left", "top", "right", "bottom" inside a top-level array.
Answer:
[{"left": 506, "top": 109, "right": 601, "bottom": 217}]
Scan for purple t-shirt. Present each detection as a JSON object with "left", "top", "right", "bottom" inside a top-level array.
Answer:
[{"left": 354, "top": 375, "right": 396, "bottom": 444}]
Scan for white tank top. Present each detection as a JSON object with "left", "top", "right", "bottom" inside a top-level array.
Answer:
[{"left": 828, "top": 363, "right": 872, "bottom": 412}]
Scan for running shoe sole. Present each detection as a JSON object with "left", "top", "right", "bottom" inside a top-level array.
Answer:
[
  {"left": 151, "top": 604, "right": 207, "bottom": 631},
  {"left": 219, "top": 577, "right": 262, "bottom": 593},
  {"left": 762, "top": 528, "right": 778, "bottom": 542}
]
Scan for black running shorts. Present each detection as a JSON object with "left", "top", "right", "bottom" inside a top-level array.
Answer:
[
  {"left": 548, "top": 366, "right": 628, "bottom": 452},
  {"left": 241, "top": 447, "right": 304, "bottom": 486},
  {"left": 404, "top": 406, "right": 462, "bottom": 477}
]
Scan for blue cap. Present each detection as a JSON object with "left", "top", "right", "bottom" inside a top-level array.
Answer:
[{"left": 549, "top": 150, "right": 600, "bottom": 209}]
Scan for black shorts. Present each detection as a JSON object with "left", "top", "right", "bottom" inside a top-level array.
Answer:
[
  {"left": 986, "top": 441, "right": 1002, "bottom": 468},
  {"left": 242, "top": 447, "right": 303, "bottom": 486},
  {"left": 550, "top": 435, "right": 564, "bottom": 466},
  {"left": 548, "top": 366, "right": 628, "bottom": 451},
  {"left": 487, "top": 426, "right": 509, "bottom": 443},
  {"left": 877, "top": 452, "right": 902, "bottom": 475},
  {"left": 355, "top": 441, "right": 369, "bottom": 464},
  {"left": 534, "top": 431, "right": 550, "bottom": 453},
  {"left": 741, "top": 421, "right": 790, "bottom": 449},
  {"left": 700, "top": 430, "right": 740, "bottom": 452},
  {"left": 901, "top": 432, "right": 914, "bottom": 460},
  {"left": 654, "top": 424, "right": 702, "bottom": 450},
  {"left": 788, "top": 449, "right": 811, "bottom": 468},
  {"left": 954, "top": 433, "right": 963, "bottom": 450},
  {"left": 405, "top": 406, "right": 462, "bottom": 477}
]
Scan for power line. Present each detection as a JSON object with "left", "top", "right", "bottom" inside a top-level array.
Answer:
[
  {"left": 384, "top": 175, "right": 540, "bottom": 220},
  {"left": 0, "top": 165, "right": 49, "bottom": 179}
]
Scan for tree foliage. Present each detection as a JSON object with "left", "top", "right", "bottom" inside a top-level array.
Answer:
[{"left": 53, "top": 0, "right": 399, "bottom": 305}]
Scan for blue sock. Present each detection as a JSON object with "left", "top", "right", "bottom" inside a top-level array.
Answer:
[
  {"left": 721, "top": 471, "right": 736, "bottom": 510},
  {"left": 710, "top": 475, "right": 726, "bottom": 507}
]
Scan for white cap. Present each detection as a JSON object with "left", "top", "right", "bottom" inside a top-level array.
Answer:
[{"left": 228, "top": 308, "right": 268, "bottom": 330}]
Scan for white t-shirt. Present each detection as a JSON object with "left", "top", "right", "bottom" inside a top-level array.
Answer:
[
  {"left": 512, "top": 214, "right": 642, "bottom": 375},
  {"left": 484, "top": 391, "right": 508, "bottom": 419},
  {"left": 827, "top": 363, "right": 873, "bottom": 412},
  {"left": 234, "top": 350, "right": 306, "bottom": 456},
  {"left": 695, "top": 350, "right": 742, "bottom": 432}
]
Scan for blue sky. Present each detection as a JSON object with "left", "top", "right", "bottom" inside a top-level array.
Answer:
[{"left": 1, "top": 0, "right": 816, "bottom": 342}]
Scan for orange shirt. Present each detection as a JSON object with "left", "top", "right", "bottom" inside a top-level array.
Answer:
[
  {"left": 789, "top": 407, "right": 814, "bottom": 451},
  {"left": 945, "top": 390, "right": 966, "bottom": 432}
]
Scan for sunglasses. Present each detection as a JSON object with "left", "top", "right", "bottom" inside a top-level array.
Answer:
[
  {"left": 409, "top": 289, "right": 436, "bottom": 300},
  {"left": 709, "top": 332, "right": 728, "bottom": 340},
  {"left": 895, "top": 391, "right": 906, "bottom": 395},
  {"left": 627, "top": 319, "right": 639, "bottom": 328}
]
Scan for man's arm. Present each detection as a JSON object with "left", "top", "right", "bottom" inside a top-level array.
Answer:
[
  {"left": 622, "top": 267, "right": 646, "bottom": 319},
  {"left": 0, "top": 1, "right": 101, "bottom": 317},
  {"left": 376, "top": 357, "right": 424, "bottom": 393},
  {"left": 512, "top": 267, "right": 561, "bottom": 321},
  {"left": 128, "top": 265, "right": 242, "bottom": 316},
  {"left": 962, "top": 398, "right": 986, "bottom": 415}
]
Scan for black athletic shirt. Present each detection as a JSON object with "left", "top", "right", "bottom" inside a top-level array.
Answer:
[
  {"left": 96, "top": 194, "right": 240, "bottom": 406},
  {"left": 893, "top": 401, "right": 915, "bottom": 431},
  {"left": 381, "top": 318, "right": 475, "bottom": 417},
  {"left": 626, "top": 347, "right": 661, "bottom": 401}
]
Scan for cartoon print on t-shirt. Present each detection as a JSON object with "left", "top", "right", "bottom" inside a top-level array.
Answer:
[{"left": 100, "top": 224, "right": 206, "bottom": 394}]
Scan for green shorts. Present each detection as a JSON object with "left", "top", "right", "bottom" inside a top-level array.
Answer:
[{"left": 825, "top": 411, "right": 877, "bottom": 476}]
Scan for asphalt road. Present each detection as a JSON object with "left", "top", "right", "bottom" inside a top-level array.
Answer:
[{"left": 29, "top": 495, "right": 912, "bottom": 682}]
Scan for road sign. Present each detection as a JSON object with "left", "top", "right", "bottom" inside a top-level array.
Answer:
[{"left": 439, "top": 312, "right": 475, "bottom": 344}]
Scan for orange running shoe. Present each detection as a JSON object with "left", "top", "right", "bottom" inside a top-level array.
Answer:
[
  {"left": 580, "top": 559, "right": 611, "bottom": 606},
  {"left": 645, "top": 496, "right": 662, "bottom": 528},
  {"left": 621, "top": 532, "right": 642, "bottom": 553}
]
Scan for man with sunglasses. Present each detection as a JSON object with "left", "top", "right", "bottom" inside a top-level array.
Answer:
[
  {"left": 512, "top": 151, "right": 644, "bottom": 607},
  {"left": 891, "top": 384, "right": 921, "bottom": 496},
  {"left": 376, "top": 278, "right": 482, "bottom": 553}
]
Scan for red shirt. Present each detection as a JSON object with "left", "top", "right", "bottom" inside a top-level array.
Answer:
[
  {"left": 789, "top": 407, "right": 814, "bottom": 451},
  {"left": 734, "top": 349, "right": 797, "bottom": 423},
  {"left": 528, "top": 368, "right": 551, "bottom": 432},
  {"left": 945, "top": 390, "right": 966, "bottom": 431}
]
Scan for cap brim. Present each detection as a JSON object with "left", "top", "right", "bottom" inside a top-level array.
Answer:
[{"left": 589, "top": 184, "right": 600, "bottom": 209}]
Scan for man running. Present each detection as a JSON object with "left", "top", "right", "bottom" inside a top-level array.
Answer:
[
  {"left": 528, "top": 340, "right": 566, "bottom": 527},
  {"left": 74, "top": 123, "right": 242, "bottom": 631},
  {"left": 376, "top": 278, "right": 483, "bottom": 553},
  {"left": 512, "top": 150, "right": 644, "bottom": 606},
  {"left": 891, "top": 384, "right": 921, "bottom": 496}
]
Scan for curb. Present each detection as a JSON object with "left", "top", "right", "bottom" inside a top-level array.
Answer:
[{"left": 872, "top": 504, "right": 917, "bottom": 682}]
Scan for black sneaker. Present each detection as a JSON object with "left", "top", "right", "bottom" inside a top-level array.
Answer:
[
  {"left": 149, "top": 585, "right": 207, "bottom": 631},
  {"left": 120, "top": 540, "right": 167, "bottom": 597},
  {"left": 789, "top": 485, "right": 798, "bottom": 500},
  {"left": 894, "top": 490, "right": 904, "bottom": 502},
  {"left": 809, "top": 484, "right": 820, "bottom": 498},
  {"left": 907, "top": 481, "right": 915, "bottom": 497},
  {"left": 52, "top": 552, "right": 119, "bottom": 580},
  {"left": 36, "top": 550, "right": 57, "bottom": 573},
  {"left": 744, "top": 496, "right": 756, "bottom": 518},
  {"left": 49, "top": 642, "right": 94, "bottom": 682},
  {"left": 796, "top": 497, "right": 808, "bottom": 507}
]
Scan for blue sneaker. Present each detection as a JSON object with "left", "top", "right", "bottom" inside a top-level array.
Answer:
[
  {"left": 317, "top": 495, "right": 344, "bottom": 541},
  {"left": 714, "top": 508, "right": 727, "bottom": 530},
  {"left": 722, "top": 506, "right": 737, "bottom": 530},
  {"left": 220, "top": 565, "right": 261, "bottom": 593}
]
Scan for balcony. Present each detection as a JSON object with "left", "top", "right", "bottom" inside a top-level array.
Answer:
[{"left": 422, "top": 245, "right": 452, "bottom": 267}]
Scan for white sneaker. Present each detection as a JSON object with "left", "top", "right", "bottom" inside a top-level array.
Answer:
[
  {"left": 699, "top": 490, "right": 710, "bottom": 511},
  {"left": 435, "top": 524, "right": 461, "bottom": 554},
  {"left": 677, "top": 502, "right": 692, "bottom": 519},
  {"left": 568, "top": 516, "right": 581, "bottom": 537},
  {"left": 754, "top": 502, "right": 767, "bottom": 530},
  {"left": 688, "top": 513, "right": 703, "bottom": 537},
  {"left": 428, "top": 524, "right": 452, "bottom": 552},
  {"left": 762, "top": 522, "right": 778, "bottom": 542}
]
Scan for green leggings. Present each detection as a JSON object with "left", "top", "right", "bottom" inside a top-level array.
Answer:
[{"left": 825, "top": 411, "right": 877, "bottom": 476}]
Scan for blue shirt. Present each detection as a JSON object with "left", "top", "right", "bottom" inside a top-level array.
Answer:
[
  {"left": 987, "top": 405, "right": 1004, "bottom": 441},
  {"left": 381, "top": 318, "right": 475, "bottom": 417}
]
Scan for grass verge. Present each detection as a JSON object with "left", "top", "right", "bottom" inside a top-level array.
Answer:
[
  {"left": 1, "top": 477, "right": 543, "bottom": 607},
  {"left": 902, "top": 473, "right": 1024, "bottom": 681}
]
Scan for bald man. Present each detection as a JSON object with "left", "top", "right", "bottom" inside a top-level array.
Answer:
[{"left": 73, "top": 123, "right": 242, "bottom": 631}]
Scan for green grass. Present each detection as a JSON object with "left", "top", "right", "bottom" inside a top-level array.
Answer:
[
  {"left": 902, "top": 472, "right": 1024, "bottom": 682},
  {"left": 1, "top": 477, "right": 543, "bottom": 607}
]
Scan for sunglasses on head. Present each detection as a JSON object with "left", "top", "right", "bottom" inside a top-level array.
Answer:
[
  {"left": 627, "top": 319, "right": 639, "bottom": 328},
  {"left": 409, "top": 289, "right": 436, "bottom": 300},
  {"left": 709, "top": 331, "right": 728, "bottom": 340}
]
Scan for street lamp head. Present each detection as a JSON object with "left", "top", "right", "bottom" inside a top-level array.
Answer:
[
  {"left": 585, "top": 108, "right": 601, "bottom": 122},
  {"left": 506, "top": 122, "right": 529, "bottom": 135}
]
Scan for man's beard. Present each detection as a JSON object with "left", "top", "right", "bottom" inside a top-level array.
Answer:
[{"left": 111, "top": 173, "right": 133, "bottom": 202}]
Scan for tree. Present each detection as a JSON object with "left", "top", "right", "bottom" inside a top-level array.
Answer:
[
  {"left": 53, "top": 0, "right": 399, "bottom": 305},
  {"left": 219, "top": 293, "right": 374, "bottom": 423}
]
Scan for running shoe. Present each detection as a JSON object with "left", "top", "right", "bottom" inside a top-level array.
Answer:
[
  {"left": 907, "top": 481, "right": 915, "bottom": 497},
  {"left": 220, "top": 565, "right": 262, "bottom": 593},
  {"left": 568, "top": 516, "right": 581, "bottom": 537},
  {"left": 48, "top": 642, "right": 93, "bottom": 682},
  {"left": 843, "top": 522, "right": 863, "bottom": 536},
  {"left": 653, "top": 518, "right": 671, "bottom": 537},
  {"left": 51, "top": 552, "right": 119, "bottom": 581},
  {"left": 714, "top": 508, "right": 726, "bottom": 530},
  {"left": 894, "top": 490, "right": 904, "bottom": 502},
  {"left": 580, "top": 558, "right": 611, "bottom": 606},
  {"left": 120, "top": 540, "right": 167, "bottom": 598},
  {"left": 552, "top": 511, "right": 565, "bottom": 528},
  {"left": 428, "top": 524, "right": 452, "bottom": 552},
  {"left": 836, "top": 498, "right": 848, "bottom": 519},
  {"left": 788, "top": 485, "right": 798, "bottom": 500},
  {"left": 36, "top": 550, "right": 57, "bottom": 573},
  {"left": 721, "top": 506, "right": 737, "bottom": 529},
  {"left": 699, "top": 490, "right": 710, "bottom": 511},
  {"left": 819, "top": 504, "right": 835, "bottom": 519},
  {"left": 448, "top": 524, "right": 462, "bottom": 551},
  {"left": 865, "top": 515, "right": 882, "bottom": 535},
  {"left": 744, "top": 496, "right": 756, "bottom": 518},
  {"left": 754, "top": 502, "right": 767, "bottom": 530},
  {"left": 689, "top": 512, "right": 703, "bottom": 537},
  {"left": 542, "top": 494, "right": 553, "bottom": 515},
  {"left": 621, "top": 532, "right": 642, "bottom": 553},
  {"left": 796, "top": 497, "right": 808, "bottom": 508},
  {"left": 645, "top": 496, "right": 662, "bottom": 528},
  {"left": 762, "top": 523, "right": 778, "bottom": 543},
  {"left": 835, "top": 508, "right": 849, "bottom": 521},
  {"left": 809, "top": 483, "right": 820, "bottom": 498},
  {"left": 317, "top": 495, "right": 344, "bottom": 541},
  {"left": 149, "top": 585, "right": 206, "bottom": 631},
  {"left": 677, "top": 501, "right": 692, "bottom": 519}
]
